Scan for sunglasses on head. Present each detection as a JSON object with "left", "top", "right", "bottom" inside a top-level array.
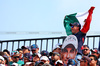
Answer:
[{"left": 13, "top": 56, "right": 19, "bottom": 58}]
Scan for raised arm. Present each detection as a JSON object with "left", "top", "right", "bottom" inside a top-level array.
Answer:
[{"left": 81, "top": 6, "right": 95, "bottom": 33}]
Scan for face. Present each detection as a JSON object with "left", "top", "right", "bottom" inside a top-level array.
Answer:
[
  {"left": 82, "top": 47, "right": 90, "bottom": 56},
  {"left": 0, "top": 60, "right": 2, "bottom": 64},
  {"left": 11, "top": 54, "right": 20, "bottom": 62},
  {"left": 24, "top": 57, "right": 30, "bottom": 64},
  {"left": 33, "top": 55, "right": 40, "bottom": 62},
  {"left": 32, "top": 48, "right": 39, "bottom": 54},
  {"left": 51, "top": 54, "right": 60, "bottom": 61},
  {"left": 71, "top": 26, "right": 79, "bottom": 34},
  {"left": 19, "top": 50, "right": 23, "bottom": 58},
  {"left": 89, "top": 56, "right": 97, "bottom": 66},
  {"left": 62, "top": 47, "right": 77, "bottom": 64},
  {"left": 23, "top": 49, "right": 30, "bottom": 54}
]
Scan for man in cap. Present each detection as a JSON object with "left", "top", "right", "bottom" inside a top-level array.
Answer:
[
  {"left": 50, "top": 52, "right": 61, "bottom": 65},
  {"left": 81, "top": 45, "right": 90, "bottom": 56},
  {"left": 31, "top": 44, "right": 39, "bottom": 55},
  {"left": 62, "top": 35, "right": 78, "bottom": 65},
  {"left": 52, "top": 43, "right": 62, "bottom": 54},
  {"left": 9, "top": 51, "right": 24, "bottom": 66},
  {"left": 40, "top": 56, "right": 50, "bottom": 64},
  {"left": 70, "top": 7, "right": 95, "bottom": 57}
]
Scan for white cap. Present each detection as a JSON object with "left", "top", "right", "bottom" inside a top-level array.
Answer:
[
  {"left": 62, "top": 35, "right": 78, "bottom": 49},
  {"left": 0, "top": 56, "right": 4, "bottom": 61},
  {"left": 25, "top": 62, "right": 32, "bottom": 65},
  {"left": 53, "top": 44, "right": 60, "bottom": 50},
  {"left": 55, "top": 60, "right": 63, "bottom": 65},
  {"left": 11, "top": 63, "right": 18, "bottom": 66},
  {"left": 40, "top": 56, "right": 49, "bottom": 61}
]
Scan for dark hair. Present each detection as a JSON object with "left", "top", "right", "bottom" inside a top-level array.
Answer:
[
  {"left": 3, "top": 49, "right": 10, "bottom": 55},
  {"left": 17, "top": 48, "right": 22, "bottom": 51},
  {"left": 89, "top": 55, "right": 98, "bottom": 61},
  {"left": 83, "top": 45, "right": 89, "bottom": 49},
  {"left": 3, "top": 57, "right": 8, "bottom": 64}
]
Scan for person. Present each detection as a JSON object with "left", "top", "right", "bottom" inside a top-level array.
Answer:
[
  {"left": 32, "top": 53, "right": 41, "bottom": 62},
  {"left": 52, "top": 43, "right": 62, "bottom": 54},
  {"left": 31, "top": 44, "right": 39, "bottom": 56},
  {"left": 89, "top": 55, "right": 98, "bottom": 66},
  {"left": 21, "top": 46, "right": 31, "bottom": 54},
  {"left": 62, "top": 35, "right": 78, "bottom": 65},
  {"left": 69, "top": 7, "right": 95, "bottom": 56},
  {"left": 9, "top": 51, "right": 24, "bottom": 66},
  {"left": 0, "top": 55, "right": 5, "bottom": 65},
  {"left": 81, "top": 45, "right": 90, "bottom": 56},
  {"left": 41, "top": 50, "right": 49, "bottom": 57},
  {"left": 91, "top": 48, "right": 100, "bottom": 66},
  {"left": 17, "top": 48, "right": 23, "bottom": 60},
  {"left": 51, "top": 52, "right": 61, "bottom": 65},
  {"left": 23, "top": 53, "right": 33, "bottom": 65},
  {"left": 40, "top": 56, "right": 50, "bottom": 64},
  {"left": 55, "top": 60, "right": 63, "bottom": 66}
]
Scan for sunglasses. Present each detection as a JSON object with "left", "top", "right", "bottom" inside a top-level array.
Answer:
[
  {"left": 90, "top": 58, "right": 94, "bottom": 61},
  {"left": 83, "top": 49, "right": 89, "bottom": 51},
  {"left": 71, "top": 26, "right": 74, "bottom": 28},
  {"left": 13, "top": 56, "right": 19, "bottom": 58}
]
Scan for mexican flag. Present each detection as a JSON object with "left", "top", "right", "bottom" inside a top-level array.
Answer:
[{"left": 64, "top": 6, "right": 95, "bottom": 35}]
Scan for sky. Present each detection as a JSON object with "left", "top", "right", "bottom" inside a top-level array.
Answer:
[
  {"left": 0, "top": 0, "right": 100, "bottom": 40},
  {"left": 0, "top": 0, "right": 100, "bottom": 52}
]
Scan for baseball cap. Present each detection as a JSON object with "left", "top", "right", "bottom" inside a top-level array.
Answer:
[
  {"left": 49, "top": 52, "right": 60, "bottom": 57},
  {"left": 0, "top": 56, "right": 4, "bottom": 61},
  {"left": 31, "top": 44, "right": 39, "bottom": 50},
  {"left": 24, "top": 53, "right": 33, "bottom": 61},
  {"left": 62, "top": 35, "right": 78, "bottom": 49},
  {"left": 11, "top": 51, "right": 19, "bottom": 56},
  {"left": 55, "top": 60, "right": 63, "bottom": 65},
  {"left": 91, "top": 48, "right": 98, "bottom": 53},
  {"left": 21, "top": 46, "right": 31, "bottom": 51},
  {"left": 41, "top": 50, "right": 49, "bottom": 56},
  {"left": 70, "top": 22, "right": 81, "bottom": 28},
  {"left": 40, "top": 56, "right": 49, "bottom": 61},
  {"left": 53, "top": 43, "right": 61, "bottom": 51}
]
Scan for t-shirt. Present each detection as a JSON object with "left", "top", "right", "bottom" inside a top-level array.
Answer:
[
  {"left": 74, "top": 31, "right": 86, "bottom": 55},
  {"left": 9, "top": 60, "right": 24, "bottom": 66}
]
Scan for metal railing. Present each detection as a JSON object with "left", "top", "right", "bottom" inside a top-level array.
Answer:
[{"left": 0, "top": 35, "right": 100, "bottom": 52}]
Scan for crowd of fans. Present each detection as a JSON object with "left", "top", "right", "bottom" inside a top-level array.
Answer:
[{"left": 0, "top": 43, "right": 100, "bottom": 66}]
